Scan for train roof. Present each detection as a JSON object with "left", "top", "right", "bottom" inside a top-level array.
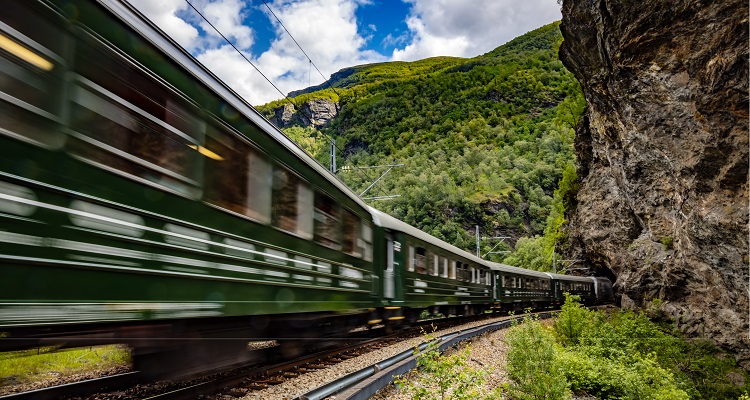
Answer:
[
  {"left": 95, "top": 0, "right": 371, "bottom": 213},
  {"left": 545, "top": 272, "right": 595, "bottom": 283},
  {"left": 487, "top": 262, "right": 551, "bottom": 279},
  {"left": 368, "top": 206, "right": 489, "bottom": 267}
]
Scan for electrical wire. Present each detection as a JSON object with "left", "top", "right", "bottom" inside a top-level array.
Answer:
[
  {"left": 183, "top": 0, "right": 391, "bottom": 200},
  {"left": 184, "top": 0, "right": 296, "bottom": 108},
  {"left": 260, "top": 0, "right": 342, "bottom": 98},
  {"left": 258, "top": 1, "right": 395, "bottom": 199}
]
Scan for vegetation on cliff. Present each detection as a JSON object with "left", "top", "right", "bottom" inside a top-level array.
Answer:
[{"left": 258, "top": 22, "right": 584, "bottom": 265}]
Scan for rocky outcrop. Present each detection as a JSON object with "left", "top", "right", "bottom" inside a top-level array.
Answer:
[
  {"left": 269, "top": 98, "right": 339, "bottom": 129},
  {"left": 559, "top": 0, "right": 749, "bottom": 366}
]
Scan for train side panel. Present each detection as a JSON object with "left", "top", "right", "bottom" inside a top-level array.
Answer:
[{"left": 0, "top": 0, "right": 377, "bottom": 338}]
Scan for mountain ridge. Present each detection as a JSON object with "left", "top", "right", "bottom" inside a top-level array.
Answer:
[{"left": 258, "top": 21, "right": 584, "bottom": 266}]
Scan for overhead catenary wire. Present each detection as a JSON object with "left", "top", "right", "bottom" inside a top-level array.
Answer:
[
  {"left": 259, "top": 0, "right": 393, "bottom": 199},
  {"left": 182, "top": 0, "right": 391, "bottom": 200},
  {"left": 184, "top": 0, "right": 296, "bottom": 108},
  {"left": 260, "top": 0, "right": 342, "bottom": 98}
]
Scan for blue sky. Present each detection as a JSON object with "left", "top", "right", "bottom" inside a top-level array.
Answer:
[{"left": 130, "top": 0, "right": 561, "bottom": 105}]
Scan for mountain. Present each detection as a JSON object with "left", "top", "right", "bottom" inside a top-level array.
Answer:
[
  {"left": 560, "top": 0, "right": 749, "bottom": 367},
  {"left": 257, "top": 22, "right": 584, "bottom": 264}
]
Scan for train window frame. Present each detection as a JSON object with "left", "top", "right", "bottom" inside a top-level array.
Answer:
[
  {"left": 408, "top": 245, "right": 415, "bottom": 272},
  {"left": 414, "top": 246, "right": 427, "bottom": 274},
  {"left": 271, "top": 164, "right": 314, "bottom": 240},
  {"left": 202, "top": 120, "right": 272, "bottom": 224},
  {"left": 450, "top": 260, "right": 457, "bottom": 279},
  {"left": 313, "top": 190, "right": 341, "bottom": 250},
  {"left": 341, "top": 208, "right": 362, "bottom": 257},
  {"left": 67, "top": 31, "right": 208, "bottom": 198},
  {"left": 440, "top": 257, "right": 448, "bottom": 278},
  {"left": 360, "top": 221, "right": 373, "bottom": 261}
]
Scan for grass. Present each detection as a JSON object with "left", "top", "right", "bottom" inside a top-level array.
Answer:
[{"left": 0, "top": 345, "right": 130, "bottom": 385}]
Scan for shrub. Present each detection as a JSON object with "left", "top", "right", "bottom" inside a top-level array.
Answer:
[
  {"left": 553, "top": 292, "right": 591, "bottom": 346},
  {"left": 558, "top": 349, "right": 689, "bottom": 399},
  {"left": 505, "top": 314, "right": 570, "bottom": 399}
]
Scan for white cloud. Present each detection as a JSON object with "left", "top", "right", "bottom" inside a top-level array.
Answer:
[
  {"left": 128, "top": 0, "right": 200, "bottom": 51},
  {"left": 129, "top": 0, "right": 561, "bottom": 104},
  {"left": 132, "top": 0, "right": 384, "bottom": 105},
  {"left": 199, "top": 0, "right": 254, "bottom": 49},
  {"left": 198, "top": 0, "right": 385, "bottom": 104},
  {"left": 392, "top": 0, "right": 561, "bottom": 61}
]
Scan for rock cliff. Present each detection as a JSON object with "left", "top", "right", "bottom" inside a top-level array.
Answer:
[
  {"left": 560, "top": 0, "right": 749, "bottom": 365},
  {"left": 268, "top": 98, "right": 339, "bottom": 129}
]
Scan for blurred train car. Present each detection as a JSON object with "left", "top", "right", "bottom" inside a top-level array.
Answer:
[
  {"left": 0, "top": 0, "right": 613, "bottom": 378},
  {"left": 0, "top": 0, "right": 382, "bottom": 375}
]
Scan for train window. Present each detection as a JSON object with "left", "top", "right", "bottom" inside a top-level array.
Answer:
[
  {"left": 458, "top": 264, "right": 469, "bottom": 282},
  {"left": 341, "top": 209, "right": 361, "bottom": 257},
  {"left": 408, "top": 246, "right": 415, "bottom": 272},
  {"left": 313, "top": 192, "right": 341, "bottom": 249},
  {"left": 271, "top": 165, "right": 313, "bottom": 238},
  {"left": 204, "top": 126, "right": 271, "bottom": 223},
  {"left": 69, "top": 36, "right": 203, "bottom": 196},
  {"left": 414, "top": 247, "right": 427, "bottom": 274},
  {"left": 0, "top": 2, "right": 65, "bottom": 56},
  {"left": 0, "top": 4, "right": 66, "bottom": 148},
  {"left": 361, "top": 222, "right": 373, "bottom": 261}
]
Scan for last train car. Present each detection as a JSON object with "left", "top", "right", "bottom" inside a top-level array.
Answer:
[{"left": 0, "top": 0, "right": 379, "bottom": 353}]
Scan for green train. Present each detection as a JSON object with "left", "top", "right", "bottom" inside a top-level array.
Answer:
[{"left": 0, "top": 0, "right": 612, "bottom": 376}]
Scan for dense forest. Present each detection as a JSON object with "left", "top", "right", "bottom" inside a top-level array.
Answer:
[{"left": 258, "top": 22, "right": 585, "bottom": 270}]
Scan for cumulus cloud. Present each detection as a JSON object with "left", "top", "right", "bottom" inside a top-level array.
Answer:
[
  {"left": 132, "top": 0, "right": 383, "bottom": 105},
  {"left": 199, "top": 0, "right": 254, "bottom": 49},
  {"left": 129, "top": 0, "right": 561, "bottom": 104},
  {"left": 128, "top": 0, "right": 200, "bottom": 51},
  {"left": 391, "top": 0, "right": 561, "bottom": 61}
]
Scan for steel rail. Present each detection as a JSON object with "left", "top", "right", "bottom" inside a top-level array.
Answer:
[
  {"left": 0, "top": 372, "right": 140, "bottom": 400},
  {"left": 298, "top": 312, "right": 557, "bottom": 400}
]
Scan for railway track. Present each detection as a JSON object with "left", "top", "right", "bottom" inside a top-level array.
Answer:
[{"left": 0, "top": 311, "right": 559, "bottom": 400}]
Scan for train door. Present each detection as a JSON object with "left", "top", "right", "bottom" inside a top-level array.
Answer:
[{"left": 384, "top": 235, "right": 395, "bottom": 299}]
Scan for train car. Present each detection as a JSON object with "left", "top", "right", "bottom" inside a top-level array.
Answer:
[
  {"left": 0, "top": 0, "right": 383, "bottom": 375},
  {"left": 369, "top": 207, "right": 493, "bottom": 326},
  {"left": 0, "top": 0, "right": 615, "bottom": 379},
  {"left": 546, "top": 272, "right": 598, "bottom": 305},
  {"left": 591, "top": 276, "right": 615, "bottom": 305},
  {"left": 488, "top": 262, "right": 554, "bottom": 311}
]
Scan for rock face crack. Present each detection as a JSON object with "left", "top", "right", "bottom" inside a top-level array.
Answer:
[{"left": 559, "top": 0, "right": 749, "bottom": 367}]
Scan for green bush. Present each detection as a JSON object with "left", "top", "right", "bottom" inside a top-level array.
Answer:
[
  {"left": 553, "top": 293, "right": 591, "bottom": 346},
  {"left": 505, "top": 314, "right": 570, "bottom": 399},
  {"left": 506, "top": 295, "right": 749, "bottom": 399},
  {"left": 558, "top": 349, "right": 688, "bottom": 399}
]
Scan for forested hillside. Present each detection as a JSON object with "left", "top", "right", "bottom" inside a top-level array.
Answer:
[{"left": 258, "top": 22, "right": 584, "bottom": 269}]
